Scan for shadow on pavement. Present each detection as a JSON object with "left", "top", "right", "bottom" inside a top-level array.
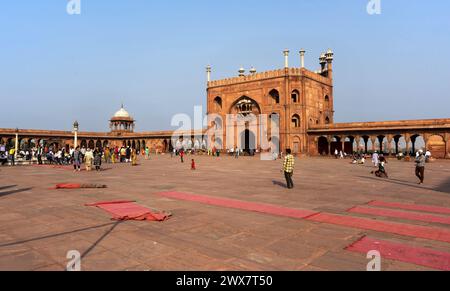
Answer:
[
  {"left": 0, "top": 185, "right": 17, "bottom": 191},
  {"left": 0, "top": 187, "right": 33, "bottom": 198},
  {"left": 272, "top": 180, "right": 288, "bottom": 189},
  {"left": 356, "top": 175, "right": 450, "bottom": 194},
  {"left": 81, "top": 221, "right": 122, "bottom": 260},
  {"left": 0, "top": 222, "right": 117, "bottom": 248}
]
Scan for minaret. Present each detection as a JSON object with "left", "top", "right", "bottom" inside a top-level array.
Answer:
[
  {"left": 299, "top": 49, "right": 306, "bottom": 68},
  {"left": 319, "top": 53, "right": 327, "bottom": 73},
  {"left": 283, "top": 49, "right": 290, "bottom": 68},
  {"left": 206, "top": 65, "right": 211, "bottom": 82},
  {"left": 325, "top": 49, "right": 334, "bottom": 79}
]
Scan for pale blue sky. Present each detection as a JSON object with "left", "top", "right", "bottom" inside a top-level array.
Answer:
[{"left": 1, "top": 0, "right": 449, "bottom": 131}]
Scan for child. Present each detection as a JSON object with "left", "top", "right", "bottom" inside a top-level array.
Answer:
[{"left": 191, "top": 159, "right": 196, "bottom": 170}]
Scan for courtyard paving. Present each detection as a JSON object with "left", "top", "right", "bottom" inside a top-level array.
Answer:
[{"left": 0, "top": 155, "right": 449, "bottom": 271}]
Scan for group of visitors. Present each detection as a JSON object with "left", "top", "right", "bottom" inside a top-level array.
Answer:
[
  {"left": 74, "top": 145, "right": 142, "bottom": 171},
  {"left": 369, "top": 149, "right": 430, "bottom": 184}
]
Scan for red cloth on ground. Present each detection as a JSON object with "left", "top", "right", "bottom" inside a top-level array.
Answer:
[
  {"left": 56, "top": 184, "right": 82, "bottom": 189},
  {"left": 86, "top": 200, "right": 170, "bottom": 222}
]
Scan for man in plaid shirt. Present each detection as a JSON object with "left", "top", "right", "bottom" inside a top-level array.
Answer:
[{"left": 283, "top": 149, "right": 295, "bottom": 189}]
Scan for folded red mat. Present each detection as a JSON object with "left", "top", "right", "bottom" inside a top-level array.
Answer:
[
  {"left": 55, "top": 184, "right": 107, "bottom": 189},
  {"left": 86, "top": 200, "right": 171, "bottom": 222}
]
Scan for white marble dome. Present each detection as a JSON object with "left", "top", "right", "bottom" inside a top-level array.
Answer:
[{"left": 113, "top": 106, "right": 131, "bottom": 119}]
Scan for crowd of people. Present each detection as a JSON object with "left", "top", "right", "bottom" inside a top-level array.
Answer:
[
  {"left": 0, "top": 140, "right": 437, "bottom": 187},
  {"left": 0, "top": 144, "right": 153, "bottom": 171}
]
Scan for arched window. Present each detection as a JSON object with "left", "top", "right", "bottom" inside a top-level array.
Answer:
[
  {"left": 325, "top": 116, "right": 330, "bottom": 124},
  {"left": 213, "top": 96, "right": 222, "bottom": 111},
  {"left": 325, "top": 95, "right": 330, "bottom": 108},
  {"left": 269, "top": 89, "right": 280, "bottom": 104},
  {"left": 291, "top": 90, "right": 300, "bottom": 103},
  {"left": 292, "top": 114, "right": 301, "bottom": 128}
]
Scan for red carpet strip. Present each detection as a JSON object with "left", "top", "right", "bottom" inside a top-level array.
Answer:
[
  {"left": 86, "top": 201, "right": 171, "bottom": 222},
  {"left": 306, "top": 213, "right": 450, "bottom": 243},
  {"left": 346, "top": 236, "right": 450, "bottom": 271},
  {"left": 55, "top": 184, "right": 107, "bottom": 189},
  {"left": 348, "top": 206, "right": 450, "bottom": 225},
  {"left": 158, "top": 192, "right": 318, "bottom": 219},
  {"left": 368, "top": 200, "right": 450, "bottom": 215}
]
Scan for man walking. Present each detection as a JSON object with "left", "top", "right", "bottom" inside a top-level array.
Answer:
[
  {"left": 9, "top": 148, "right": 15, "bottom": 166},
  {"left": 282, "top": 149, "right": 295, "bottom": 189},
  {"left": 372, "top": 151, "right": 379, "bottom": 167},
  {"left": 73, "top": 146, "right": 82, "bottom": 172},
  {"left": 415, "top": 149, "right": 426, "bottom": 184}
]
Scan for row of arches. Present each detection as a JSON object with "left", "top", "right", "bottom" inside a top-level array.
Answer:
[
  {"left": 0, "top": 137, "right": 171, "bottom": 154},
  {"left": 213, "top": 91, "right": 331, "bottom": 112},
  {"left": 0, "top": 137, "right": 63, "bottom": 152},
  {"left": 317, "top": 134, "right": 447, "bottom": 158}
]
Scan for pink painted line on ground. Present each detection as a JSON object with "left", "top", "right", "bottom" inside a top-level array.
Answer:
[
  {"left": 368, "top": 200, "right": 450, "bottom": 215},
  {"left": 346, "top": 236, "right": 450, "bottom": 271},
  {"left": 348, "top": 206, "right": 450, "bottom": 225},
  {"left": 158, "top": 192, "right": 318, "bottom": 220},
  {"left": 306, "top": 213, "right": 450, "bottom": 243}
]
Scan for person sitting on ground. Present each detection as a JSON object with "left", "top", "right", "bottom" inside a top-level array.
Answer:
[{"left": 372, "top": 155, "right": 388, "bottom": 178}]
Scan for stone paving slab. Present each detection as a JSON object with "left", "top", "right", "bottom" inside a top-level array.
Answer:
[{"left": 0, "top": 155, "right": 449, "bottom": 271}]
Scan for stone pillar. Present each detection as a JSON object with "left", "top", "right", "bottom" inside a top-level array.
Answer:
[
  {"left": 386, "top": 135, "right": 393, "bottom": 156},
  {"left": 14, "top": 132, "right": 19, "bottom": 159},
  {"left": 370, "top": 136, "right": 377, "bottom": 152},
  {"left": 283, "top": 49, "right": 290, "bottom": 68},
  {"left": 354, "top": 135, "right": 360, "bottom": 153},
  {"left": 74, "top": 131, "right": 78, "bottom": 149},
  {"left": 405, "top": 134, "right": 411, "bottom": 155},
  {"left": 300, "top": 49, "right": 305, "bottom": 68}
]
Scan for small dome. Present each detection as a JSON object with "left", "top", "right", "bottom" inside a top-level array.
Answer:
[{"left": 113, "top": 105, "right": 131, "bottom": 118}]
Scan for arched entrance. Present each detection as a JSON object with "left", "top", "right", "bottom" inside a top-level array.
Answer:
[
  {"left": 318, "top": 136, "right": 329, "bottom": 155},
  {"left": 240, "top": 129, "right": 256, "bottom": 154},
  {"left": 88, "top": 140, "right": 95, "bottom": 149}
]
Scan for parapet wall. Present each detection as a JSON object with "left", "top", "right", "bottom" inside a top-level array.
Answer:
[{"left": 208, "top": 68, "right": 332, "bottom": 88}]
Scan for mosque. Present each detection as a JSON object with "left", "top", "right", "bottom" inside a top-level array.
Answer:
[{"left": 1, "top": 49, "right": 449, "bottom": 158}]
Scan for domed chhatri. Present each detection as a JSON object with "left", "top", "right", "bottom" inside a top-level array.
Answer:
[
  {"left": 113, "top": 107, "right": 131, "bottom": 119},
  {"left": 110, "top": 104, "right": 135, "bottom": 133}
]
